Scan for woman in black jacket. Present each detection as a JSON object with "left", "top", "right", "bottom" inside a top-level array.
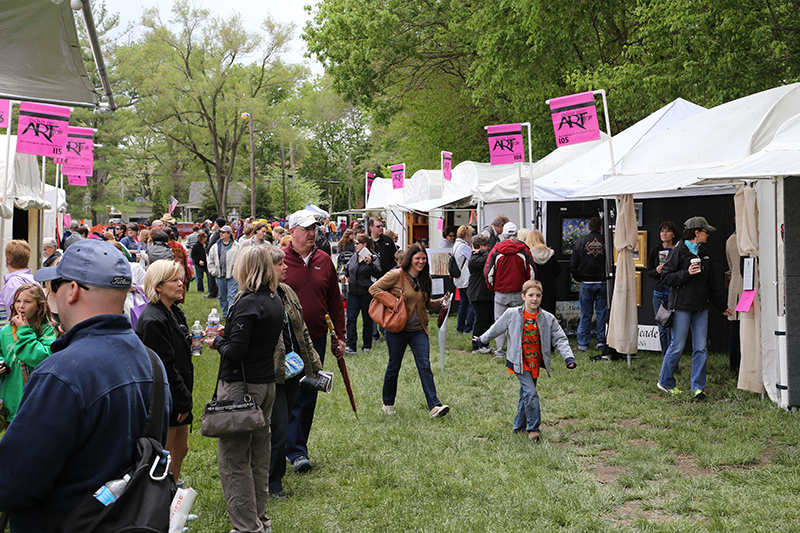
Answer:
[
  {"left": 467, "top": 235, "right": 494, "bottom": 353},
  {"left": 342, "top": 233, "right": 382, "bottom": 354},
  {"left": 658, "top": 217, "right": 732, "bottom": 400},
  {"left": 191, "top": 232, "right": 208, "bottom": 293},
  {"left": 204, "top": 246, "right": 283, "bottom": 533},
  {"left": 646, "top": 221, "right": 678, "bottom": 355},
  {"left": 135, "top": 259, "right": 193, "bottom": 485}
]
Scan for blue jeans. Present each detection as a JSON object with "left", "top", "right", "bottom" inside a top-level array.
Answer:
[
  {"left": 195, "top": 265, "right": 207, "bottom": 292},
  {"left": 287, "top": 336, "right": 327, "bottom": 462},
  {"left": 513, "top": 371, "right": 541, "bottom": 432},
  {"left": 215, "top": 276, "right": 239, "bottom": 318},
  {"left": 456, "top": 290, "right": 474, "bottom": 333},
  {"left": 383, "top": 329, "right": 442, "bottom": 410},
  {"left": 658, "top": 309, "right": 709, "bottom": 391},
  {"left": 577, "top": 282, "right": 607, "bottom": 347},
  {"left": 652, "top": 294, "right": 672, "bottom": 355},
  {"left": 346, "top": 292, "right": 373, "bottom": 351}
]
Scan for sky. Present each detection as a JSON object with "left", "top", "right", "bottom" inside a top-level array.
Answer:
[{"left": 102, "top": 0, "right": 324, "bottom": 75}]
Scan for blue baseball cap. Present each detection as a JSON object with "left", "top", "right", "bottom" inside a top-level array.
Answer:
[{"left": 34, "top": 239, "right": 132, "bottom": 289}]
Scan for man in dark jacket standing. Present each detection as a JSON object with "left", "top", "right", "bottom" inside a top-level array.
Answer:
[
  {"left": 0, "top": 240, "right": 171, "bottom": 531},
  {"left": 484, "top": 222, "right": 537, "bottom": 357},
  {"left": 204, "top": 217, "right": 226, "bottom": 298},
  {"left": 570, "top": 216, "right": 607, "bottom": 351},
  {"left": 283, "top": 210, "right": 345, "bottom": 474},
  {"left": 369, "top": 217, "right": 396, "bottom": 341},
  {"left": 467, "top": 235, "right": 494, "bottom": 353},
  {"left": 480, "top": 215, "right": 508, "bottom": 251}
]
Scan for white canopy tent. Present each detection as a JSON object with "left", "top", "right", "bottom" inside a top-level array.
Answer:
[
  {"left": 569, "top": 83, "right": 800, "bottom": 408},
  {"left": 365, "top": 177, "right": 405, "bottom": 244},
  {"left": 404, "top": 169, "right": 444, "bottom": 204}
]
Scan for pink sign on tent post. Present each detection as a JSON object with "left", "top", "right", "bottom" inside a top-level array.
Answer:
[
  {"left": 366, "top": 172, "right": 375, "bottom": 195},
  {"left": 67, "top": 175, "right": 88, "bottom": 186},
  {"left": 548, "top": 91, "right": 601, "bottom": 147},
  {"left": 486, "top": 123, "right": 524, "bottom": 165},
  {"left": 390, "top": 164, "right": 405, "bottom": 189},
  {"left": 436, "top": 218, "right": 444, "bottom": 230},
  {"left": 16, "top": 102, "right": 71, "bottom": 158},
  {"left": 0, "top": 100, "right": 9, "bottom": 129},
  {"left": 441, "top": 151, "right": 452, "bottom": 181},
  {"left": 64, "top": 214, "right": 71, "bottom": 226},
  {"left": 57, "top": 127, "right": 94, "bottom": 176}
]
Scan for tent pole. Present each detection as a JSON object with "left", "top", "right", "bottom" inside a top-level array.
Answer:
[
  {"left": 517, "top": 164, "right": 524, "bottom": 227},
  {"left": 1, "top": 101, "right": 15, "bottom": 273},
  {"left": 521, "top": 122, "right": 534, "bottom": 229}
]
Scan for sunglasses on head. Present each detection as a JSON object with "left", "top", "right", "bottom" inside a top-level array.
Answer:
[{"left": 51, "top": 278, "right": 91, "bottom": 293}]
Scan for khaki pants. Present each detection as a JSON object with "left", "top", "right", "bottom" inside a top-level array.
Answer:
[{"left": 217, "top": 381, "right": 276, "bottom": 533}]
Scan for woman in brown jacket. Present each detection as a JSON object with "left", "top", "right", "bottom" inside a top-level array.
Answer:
[{"left": 369, "top": 243, "right": 450, "bottom": 418}]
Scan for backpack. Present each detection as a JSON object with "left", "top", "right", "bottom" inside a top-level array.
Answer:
[
  {"left": 58, "top": 349, "right": 172, "bottom": 533},
  {"left": 129, "top": 286, "right": 148, "bottom": 330},
  {"left": 448, "top": 245, "right": 467, "bottom": 278}
]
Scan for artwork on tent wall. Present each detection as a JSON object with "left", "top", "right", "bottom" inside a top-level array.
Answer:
[
  {"left": 636, "top": 271, "right": 642, "bottom": 307},
  {"left": 634, "top": 202, "right": 644, "bottom": 227},
  {"left": 612, "top": 230, "right": 648, "bottom": 269},
  {"left": 560, "top": 216, "right": 591, "bottom": 256}
]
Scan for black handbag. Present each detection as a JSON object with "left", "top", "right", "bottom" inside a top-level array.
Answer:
[
  {"left": 655, "top": 303, "right": 674, "bottom": 328},
  {"left": 200, "top": 357, "right": 266, "bottom": 438}
]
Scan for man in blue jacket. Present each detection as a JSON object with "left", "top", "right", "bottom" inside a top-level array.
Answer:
[{"left": 0, "top": 240, "right": 171, "bottom": 532}]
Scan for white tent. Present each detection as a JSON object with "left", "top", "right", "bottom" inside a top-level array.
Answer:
[
  {"left": 0, "top": 136, "right": 44, "bottom": 218},
  {"left": 366, "top": 178, "right": 403, "bottom": 211},
  {"left": 403, "top": 169, "right": 443, "bottom": 204},
  {"left": 569, "top": 83, "right": 800, "bottom": 408},
  {"left": 534, "top": 98, "right": 706, "bottom": 201}
]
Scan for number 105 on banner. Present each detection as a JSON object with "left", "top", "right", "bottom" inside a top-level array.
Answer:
[{"left": 549, "top": 91, "right": 601, "bottom": 147}]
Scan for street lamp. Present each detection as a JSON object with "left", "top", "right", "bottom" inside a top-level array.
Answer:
[{"left": 241, "top": 112, "right": 256, "bottom": 218}]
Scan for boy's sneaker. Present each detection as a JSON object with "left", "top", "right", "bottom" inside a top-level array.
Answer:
[
  {"left": 478, "top": 346, "right": 492, "bottom": 354},
  {"left": 528, "top": 430, "right": 541, "bottom": 442},
  {"left": 657, "top": 382, "right": 683, "bottom": 395},
  {"left": 362, "top": 347, "right": 370, "bottom": 354},
  {"left": 291, "top": 456, "right": 312, "bottom": 473},
  {"left": 382, "top": 404, "right": 396, "bottom": 415},
  {"left": 344, "top": 348, "right": 357, "bottom": 355},
  {"left": 429, "top": 405, "right": 450, "bottom": 418},
  {"left": 692, "top": 389, "right": 707, "bottom": 401},
  {"left": 576, "top": 345, "right": 589, "bottom": 351}
]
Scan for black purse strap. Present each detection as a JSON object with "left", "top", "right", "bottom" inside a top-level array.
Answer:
[
  {"left": 210, "top": 352, "right": 250, "bottom": 404},
  {"left": 143, "top": 347, "right": 165, "bottom": 441}
]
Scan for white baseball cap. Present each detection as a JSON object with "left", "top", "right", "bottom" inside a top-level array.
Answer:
[{"left": 288, "top": 210, "right": 318, "bottom": 229}]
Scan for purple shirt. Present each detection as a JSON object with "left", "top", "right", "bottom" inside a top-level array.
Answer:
[{"left": 0, "top": 269, "right": 37, "bottom": 318}]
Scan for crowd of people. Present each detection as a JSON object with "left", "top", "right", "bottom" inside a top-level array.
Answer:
[{"left": 0, "top": 207, "right": 733, "bottom": 531}]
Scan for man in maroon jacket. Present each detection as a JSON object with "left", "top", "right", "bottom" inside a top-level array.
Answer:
[
  {"left": 484, "top": 222, "right": 537, "bottom": 358},
  {"left": 283, "top": 210, "right": 345, "bottom": 474}
]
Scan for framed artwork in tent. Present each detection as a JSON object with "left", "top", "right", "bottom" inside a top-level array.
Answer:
[
  {"left": 612, "top": 230, "right": 648, "bottom": 269},
  {"left": 636, "top": 271, "right": 642, "bottom": 306},
  {"left": 560, "top": 216, "right": 591, "bottom": 256}
]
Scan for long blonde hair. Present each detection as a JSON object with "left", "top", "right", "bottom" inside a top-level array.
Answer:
[
  {"left": 10, "top": 283, "right": 54, "bottom": 337},
  {"left": 525, "top": 229, "right": 550, "bottom": 252},
  {"left": 233, "top": 246, "right": 277, "bottom": 294}
]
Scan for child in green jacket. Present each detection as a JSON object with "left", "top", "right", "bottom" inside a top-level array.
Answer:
[{"left": 0, "top": 283, "right": 57, "bottom": 424}]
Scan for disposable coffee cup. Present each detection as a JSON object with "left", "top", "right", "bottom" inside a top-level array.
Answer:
[
  {"left": 300, "top": 370, "right": 334, "bottom": 393},
  {"left": 690, "top": 258, "right": 701, "bottom": 270}
]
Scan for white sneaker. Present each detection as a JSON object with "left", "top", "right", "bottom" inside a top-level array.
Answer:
[
  {"left": 429, "top": 405, "right": 450, "bottom": 418},
  {"left": 382, "top": 404, "right": 396, "bottom": 415}
]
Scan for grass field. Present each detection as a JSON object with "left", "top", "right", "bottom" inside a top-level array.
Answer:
[{"left": 178, "top": 289, "right": 800, "bottom": 532}]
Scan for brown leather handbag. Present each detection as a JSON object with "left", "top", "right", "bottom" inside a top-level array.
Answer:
[{"left": 369, "top": 276, "right": 409, "bottom": 333}]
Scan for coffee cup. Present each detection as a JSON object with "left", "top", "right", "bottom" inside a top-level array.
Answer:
[{"left": 690, "top": 258, "right": 701, "bottom": 271}]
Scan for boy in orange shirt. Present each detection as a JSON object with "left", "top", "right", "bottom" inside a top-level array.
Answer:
[{"left": 474, "top": 280, "right": 576, "bottom": 441}]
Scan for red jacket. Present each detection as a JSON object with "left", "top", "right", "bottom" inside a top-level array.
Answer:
[
  {"left": 484, "top": 239, "right": 537, "bottom": 293},
  {"left": 282, "top": 245, "right": 346, "bottom": 341}
]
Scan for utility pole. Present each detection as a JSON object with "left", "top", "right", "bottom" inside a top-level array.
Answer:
[
  {"left": 241, "top": 112, "right": 255, "bottom": 218},
  {"left": 281, "top": 141, "right": 287, "bottom": 218},
  {"left": 347, "top": 152, "right": 352, "bottom": 211},
  {"left": 290, "top": 141, "right": 295, "bottom": 190}
]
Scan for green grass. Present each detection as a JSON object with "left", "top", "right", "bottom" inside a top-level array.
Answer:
[{"left": 179, "top": 290, "right": 800, "bottom": 532}]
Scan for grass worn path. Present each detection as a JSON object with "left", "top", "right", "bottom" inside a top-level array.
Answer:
[{"left": 181, "top": 290, "right": 800, "bottom": 532}]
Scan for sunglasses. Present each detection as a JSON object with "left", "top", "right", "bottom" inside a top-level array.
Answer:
[{"left": 51, "top": 278, "right": 91, "bottom": 293}]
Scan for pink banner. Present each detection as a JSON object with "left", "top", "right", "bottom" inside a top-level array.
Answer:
[
  {"left": 436, "top": 218, "right": 444, "bottom": 230},
  {"left": 366, "top": 172, "right": 374, "bottom": 195},
  {"left": 487, "top": 123, "right": 524, "bottom": 165},
  {"left": 55, "top": 126, "right": 94, "bottom": 173},
  {"left": 17, "top": 102, "right": 71, "bottom": 158},
  {"left": 735, "top": 289, "right": 756, "bottom": 313},
  {"left": 442, "top": 151, "right": 452, "bottom": 181},
  {"left": 67, "top": 175, "right": 88, "bottom": 186},
  {"left": 64, "top": 214, "right": 71, "bottom": 226},
  {"left": 390, "top": 164, "right": 404, "bottom": 189},
  {"left": 549, "top": 91, "right": 601, "bottom": 147},
  {"left": 0, "top": 100, "right": 9, "bottom": 129}
]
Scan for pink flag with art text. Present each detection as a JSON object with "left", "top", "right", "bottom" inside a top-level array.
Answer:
[
  {"left": 17, "top": 102, "right": 71, "bottom": 158},
  {"left": 549, "top": 91, "right": 601, "bottom": 147},
  {"left": 487, "top": 123, "right": 524, "bottom": 165},
  {"left": 0, "top": 100, "right": 9, "bottom": 129},
  {"left": 57, "top": 127, "right": 94, "bottom": 176},
  {"left": 442, "top": 151, "right": 452, "bottom": 181},
  {"left": 390, "top": 164, "right": 405, "bottom": 189},
  {"left": 67, "top": 175, "right": 88, "bottom": 186},
  {"left": 366, "top": 172, "right": 375, "bottom": 195}
]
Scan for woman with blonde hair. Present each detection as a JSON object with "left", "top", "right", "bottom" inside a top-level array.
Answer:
[
  {"left": 452, "top": 225, "right": 474, "bottom": 333},
  {"left": 135, "top": 259, "right": 193, "bottom": 485},
  {"left": 336, "top": 228, "right": 356, "bottom": 254},
  {"left": 524, "top": 229, "right": 561, "bottom": 314},
  {"left": 204, "top": 246, "right": 283, "bottom": 532}
]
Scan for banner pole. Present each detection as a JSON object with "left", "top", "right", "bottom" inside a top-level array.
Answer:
[
  {"left": 1, "top": 101, "right": 15, "bottom": 272},
  {"left": 521, "top": 122, "right": 534, "bottom": 229},
  {"left": 594, "top": 89, "right": 616, "bottom": 176}
]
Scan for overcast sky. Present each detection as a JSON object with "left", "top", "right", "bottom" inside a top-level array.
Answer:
[{"left": 103, "top": 0, "right": 323, "bottom": 75}]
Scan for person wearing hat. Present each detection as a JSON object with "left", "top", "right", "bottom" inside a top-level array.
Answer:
[
  {"left": 657, "top": 216, "right": 733, "bottom": 400},
  {"left": 283, "top": 209, "right": 345, "bottom": 474},
  {"left": 570, "top": 216, "right": 607, "bottom": 352},
  {"left": 63, "top": 220, "right": 83, "bottom": 251},
  {"left": 207, "top": 225, "right": 241, "bottom": 319},
  {"left": 203, "top": 217, "right": 227, "bottom": 299},
  {"left": 0, "top": 240, "right": 171, "bottom": 530},
  {"left": 42, "top": 237, "right": 62, "bottom": 268},
  {"left": 483, "top": 221, "right": 537, "bottom": 358}
]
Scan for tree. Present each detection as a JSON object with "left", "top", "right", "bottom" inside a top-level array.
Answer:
[{"left": 116, "top": 0, "right": 305, "bottom": 216}]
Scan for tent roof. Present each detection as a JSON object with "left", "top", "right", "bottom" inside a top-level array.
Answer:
[
  {"left": 533, "top": 98, "right": 706, "bottom": 201},
  {"left": 569, "top": 168, "right": 736, "bottom": 199},
  {"left": 0, "top": 0, "right": 99, "bottom": 107},
  {"left": 398, "top": 193, "right": 472, "bottom": 213},
  {"left": 366, "top": 178, "right": 403, "bottom": 210},
  {"left": 404, "top": 169, "right": 443, "bottom": 203}
]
